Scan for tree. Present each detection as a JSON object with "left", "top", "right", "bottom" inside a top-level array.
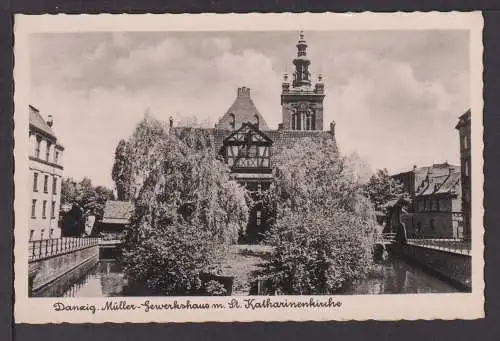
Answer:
[
  {"left": 364, "top": 168, "right": 406, "bottom": 212},
  {"left": 121, "top": 115, "right": 249, "bottom": 295},
  {"left": 264, "top": 138, "right": 377, "bottom": 295},
  {"left": 60, "top": 177, "right": 114, "bottom": 236},
  {"left": 112, "top": 139, "right": 132, "bottom": 201}
]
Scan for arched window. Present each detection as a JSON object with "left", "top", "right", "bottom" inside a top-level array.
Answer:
[
  {"left": 229, "top": 113, "right": 235, "bottom": 130},
  {"left": 291, "top": 112, "right": 296, "bottom": 130}
]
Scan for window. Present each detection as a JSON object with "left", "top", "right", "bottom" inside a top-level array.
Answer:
[
  {"left": 52, "top": 177, "right": 57, "bottom": 194},
  {"left": 31, "top": 199, "right": 36, "bottom": 218},
  {"left": 33, "top": 172, "right": 38, "bottom": 192},
  {"left": 35, "top": 137, "right": 41, "bottom": 158},
  {"left": 51, "top": 201, "right": 56, "bottom": 218},
  {"left": 254, "top": 114, "right": 259, "bottom": 128},
  {"left": 464, "top": 160, "right": 469, "bottom": 177},
  {"left": 430, "top": 219, "right": 435, "bottom": 230},
  {"left": 42, "top": 200, "right": 47, "bottom": 219},
  {"left": 55, "top": 151, "right": 59, "bottom": 164},
  {"left": 40, "top": 229, "right": 45, "bottom": 240},
  {"left": 49, "top": 229, "right": 54, "bottom": 239},
  {"left": 463, "top": 135, "right": 468, "bottom": 150},
  {"left": 29, "top": 230, "right": 34, "bottom": 241},
  {"left": 229, "top": 113, "right": 235, "bottom": 130},
  {"left": 257, "top": 182, "right": 262, "bottom": 192},
  {"left": 256, "top": 210, "right": 262, "bottom": 226},
  {"left": 436, "top": 199, "right": 440, "bottom": 212},
  {"left": 45, "top": 142, "right": 51, "bottom": 161},
  {"left": 305, "top": 112, "right": 311, "bottom": 130},
  {"left": 291, "top": 112, "right": 296, "bottom": 130},
  {"left": 43, "top": 175, "right": 49, "bottom": 193}
]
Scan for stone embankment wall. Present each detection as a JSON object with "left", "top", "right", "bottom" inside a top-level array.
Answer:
[
  {"left": 388, "top": 243, "right": 471, "bottom": 290},
  {"left": 29, "top": 245, "right": 99, "bottom": 296}
]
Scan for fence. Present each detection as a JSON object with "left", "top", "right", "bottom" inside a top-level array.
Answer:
[
  {"left": 29, "top": 237, "right": 100, "bottom": 262},
  {"left": 406, "top": 234, "right": 471, "bottom": 255}
]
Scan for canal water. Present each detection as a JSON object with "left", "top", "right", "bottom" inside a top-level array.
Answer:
[{"left": 55, "top": 254, "right": 459, "bottom": 297}]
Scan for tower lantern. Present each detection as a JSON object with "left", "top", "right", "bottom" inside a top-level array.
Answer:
[{"left": 292, "top": 31, "right": 311, "bottom": 88}]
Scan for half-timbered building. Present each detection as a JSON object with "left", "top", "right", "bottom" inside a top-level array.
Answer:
[{"left": 169, "top": 32, "right": 337, "bottom": 242}]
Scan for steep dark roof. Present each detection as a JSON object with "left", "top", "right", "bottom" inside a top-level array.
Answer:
[
  {"left": 215, "top": 87, "right": 270, "bottom": 130},
  {"left": 455, "top": 109, "right": 471, "bottom": 130},
  {"left": 29, "top": 105, "right": 55, "bottom": 138},
  {"left": 170, "top": 126, "right": 336, "bottom": 168},
  {"left": 414, "top": 165, "right": 461, "bottom": 197},
  {"left": 102, "top": 201, "right": 134, "bottom": 224},
  {"left": 264, "top": 130, "right": 336, "bottom": 167}
]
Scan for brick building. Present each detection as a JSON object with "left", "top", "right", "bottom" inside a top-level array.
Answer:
[
  {"left": 392, "top": 163, "right": 463, "bottom": 239},
  {"left": 168, "top": 32, "right": 337, "bottom": 242},
  {"left": 456, "top": 109, "right": 471, "bottom": 240},
  {"left": 28, "top": 105, "right": 64, "bottom": 241}
]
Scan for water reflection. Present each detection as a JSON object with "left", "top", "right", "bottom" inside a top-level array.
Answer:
[
  {"left": 57, "top": 255, "right": 459, "bottom": 297},
  {"left": 343, "top": 254, "right": 459, "bottom": 294},
  {"left": 63, "top": 261, "right": 126, "bottom": 297}
]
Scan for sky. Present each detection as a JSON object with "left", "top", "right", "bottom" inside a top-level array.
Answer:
[{"left": 29, "top": 30, "right": 470, "bottom": 189}]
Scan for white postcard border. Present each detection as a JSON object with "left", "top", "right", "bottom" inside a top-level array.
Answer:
[{"left": 13, "top": 12, "right": 485, "bottom": 323}]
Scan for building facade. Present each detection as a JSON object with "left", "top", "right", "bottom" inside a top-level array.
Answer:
[
  {"left": 29, "top": 105, "right": 64, "bottom": 241},
  {"left": 456, "top": 109, "right": 471, "bottom": 240},
  {"left": 392, "top": 163, "right": 463, "bottom": 239},
  {"left": 170, "top": 32, "right": 337, "bottom": 242}
]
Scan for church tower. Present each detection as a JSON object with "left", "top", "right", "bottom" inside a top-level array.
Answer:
[{"left": 281, "top": 31, "right": 325, "bottom": 130}]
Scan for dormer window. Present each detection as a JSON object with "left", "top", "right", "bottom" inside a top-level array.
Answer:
[
  {"left": 229, "top": 113, "right": 235, "bottom": 130},
  {"left": 254, "top": 114, "right": 259, "bottom": 129}
]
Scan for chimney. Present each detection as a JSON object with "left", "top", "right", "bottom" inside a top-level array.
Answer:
[
  {"left": 169, "top": 116, "right": 174, "bottom": 128},
  {"left": 47, "top": 115, "right": 53, "bottom": 128},
  {"left": 413, "top": 165, "right": 417, "bottom": 171},
  {"left": 237, "top": 87, "right": 250, "bottom": 97}
]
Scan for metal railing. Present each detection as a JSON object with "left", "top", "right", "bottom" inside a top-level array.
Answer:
[
  {"left": 28, "top": 237, "right": 100, "bottom": 262},
  {"left": 406, "top": 234, "right": 471, "bottom": 255},
  {"left": 382, "top": 232, "right": 397, "bottom": 242}
]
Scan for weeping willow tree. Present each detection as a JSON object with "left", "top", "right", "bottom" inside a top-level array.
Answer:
[
  {"left": 264, "top": 138, "right": 378, "bottom": 295},
  {"left": 119, "top": 115, "right": 249, "bottom": 295}
]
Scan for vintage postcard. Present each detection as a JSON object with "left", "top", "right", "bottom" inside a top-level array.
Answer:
[{"left": 14, "top": 12, "right": 484, "bottom": 323}]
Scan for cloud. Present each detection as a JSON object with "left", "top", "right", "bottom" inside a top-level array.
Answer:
[{"left": 29, "top": 31, "right": 469, "bottom": 188}]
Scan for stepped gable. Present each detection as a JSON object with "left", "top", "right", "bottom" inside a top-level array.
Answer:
[{"left": 215, "top": 87, "right": 270, "bottom": 131}]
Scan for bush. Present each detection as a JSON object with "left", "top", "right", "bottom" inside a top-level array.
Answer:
[{"left": 204, "top": 280, "right": 228, "bottom": 296}]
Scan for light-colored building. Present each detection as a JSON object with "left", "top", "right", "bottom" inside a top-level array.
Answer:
[{"left": 28, "top": 105, "right": 64, "bottom": 241}]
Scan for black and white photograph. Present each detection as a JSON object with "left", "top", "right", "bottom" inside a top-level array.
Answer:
[{"left": 14, "top": 13, "right": 484, "bottom": 323}]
